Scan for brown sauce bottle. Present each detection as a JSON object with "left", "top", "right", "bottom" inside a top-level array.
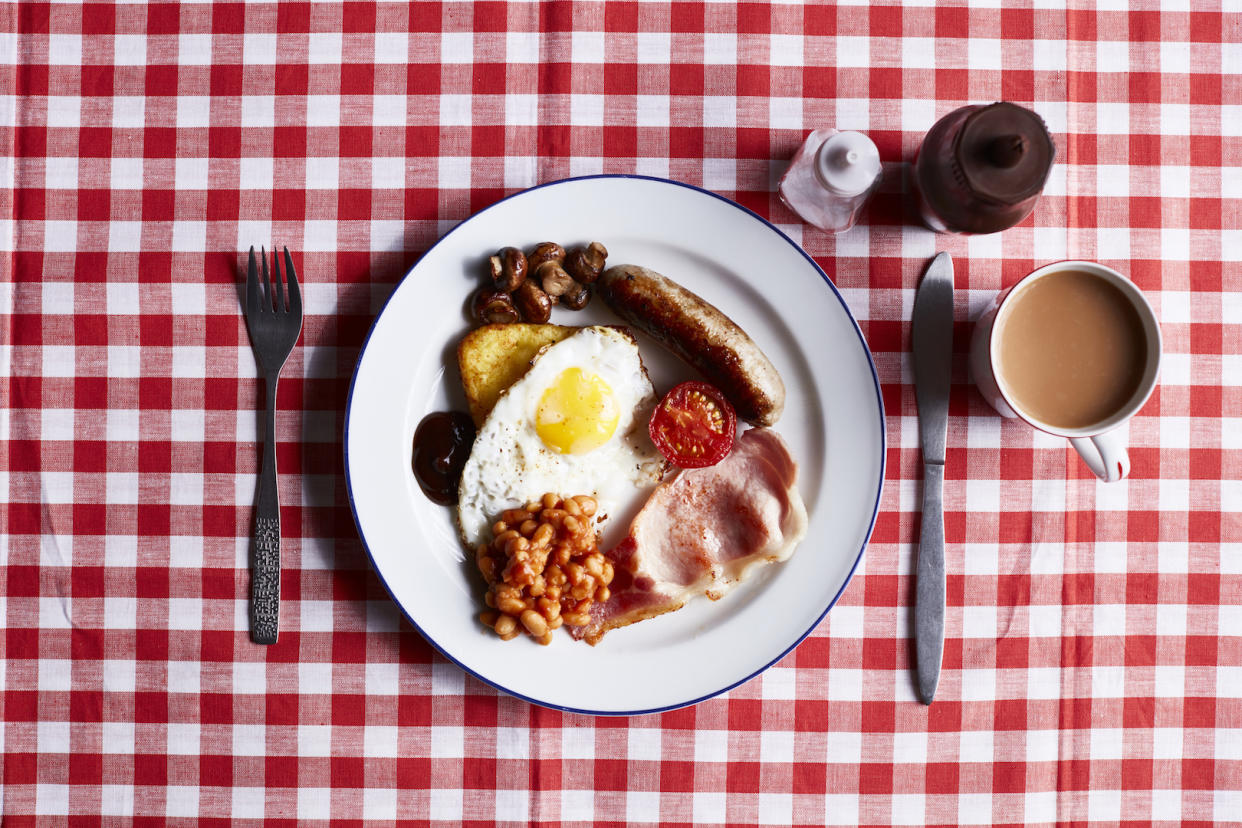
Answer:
[{"left": 913, "top": 102, "right": 1056, "bottom": 234}]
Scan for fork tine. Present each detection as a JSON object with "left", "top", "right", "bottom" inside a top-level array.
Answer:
[
  {"left": 246, "top": 246, "right": 261, "bottom": 312},
  {"left": 271, "top": 245, "right": 286, "bottom": 312},
  {"left": 260, "top": 245, "right": 270, "bottom": 311},
  {"left": 283, "top": 247, "right": 301, "bottom": 314}
]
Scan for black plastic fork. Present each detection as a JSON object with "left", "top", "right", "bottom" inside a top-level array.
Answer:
[{"left": 243, "top": 246, "right": 303, "bottom": 644}]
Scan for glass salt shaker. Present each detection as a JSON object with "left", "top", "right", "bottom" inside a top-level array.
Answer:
[{"left": 778, "top": 130, "right": 883, "bottom": 234}]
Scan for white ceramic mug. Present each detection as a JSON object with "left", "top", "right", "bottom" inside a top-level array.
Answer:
[{"left": 969, "top": 260, "right": 1162, "bottom": 483}]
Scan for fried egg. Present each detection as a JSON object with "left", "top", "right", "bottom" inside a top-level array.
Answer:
[{"left": 457, "top": 326, "right": 665, "bottom": 548}]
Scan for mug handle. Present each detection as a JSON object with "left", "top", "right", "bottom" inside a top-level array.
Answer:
[{"left": 1069, "top": 430, "right": 1130, "bottom": 483}]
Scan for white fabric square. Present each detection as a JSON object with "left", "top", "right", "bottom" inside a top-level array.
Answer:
[
  {"left": 241, "top": 95, "right": 275, "bottom": 128},
  {"left": 506, "top": 31, "right": 539, "bottom": 63},
  {"left": 627, "top": 728, "right": 661, "bottom": 761},
  {"left": 305, "top": 157, "right": 339, "bottom": 190},
  {"left": 571, "top": 31, "right": 605, "bottom": 64},
  {"left": 113, "top": 35, "right": 146, "bottom": 65},
  {"left": 100, "top": 786, "right": 134, "bottom": 817},
  {"left": 372, "top": 95, "right": 406, "bottom": 127},
  {"left": 571, "top": 94, "right": 604, "bottom": 126},
  {"left": 302, "top": 220, "right": 337, "bottom": 252},
  {"left": 439, "top": 94, "right": 472, "bottom": 126},
  {"left": 762, "top": 666, "right": 796, "bottom": 699},
  {"left": 243, "top": 33, "right": 276, "bottom": 65},
  {"left": 702, "top": 97, "right": 736, "bottom": 128},
  {"left": 179, "top": 34, "right": 212, "bottom": 65},
  {"left": 967, "top": 38, "right": 1002, "bottom": 70},
  {"left": 438, "top": 156, "right": 470, "bottom": 189},
  {"left": 299, "top": 599, "right": 334, "bottom": 632},
  {"left": 703, "top": 33, "right": 736, "bottom": 65},
  {"left": 561, "top": 790, "right": 594, "bottom": 822},
  {"left": 505, "top": 94, "right": 538, "bottom": 126},
  {"left": 363, "top": 788, "right": 397, "bottom": 821},
  {"left": 760, "top": 730, "right": 794, "bottom": 764},
  {"left": 958, "top": 793, "right": 993, "bottom": 824},
  {"left": 309, "top": 32, "right": 343, "bottom": 64},
  {"left": 106, "top": 472, "right": 138, "bottom": 505},
  {"left": 38, "top": 659, "right": 71, "bottom": 691},
  {"left": 769, "top": 34, "right": 802, "bottom": 66},
  {"left": 824, "top": 730, "right": 861, "bottom": 764},
  {"left": 1155, "top": 664, "right": 1186, "bottom": 698},
  {"left": 107, "top": 345, "right": 140, "bottom": 378},
  {"left": 102, "top": 658, "right": 136, "bottom": 692},
  {"left": 363, "top": 725, "right": 398, "bottom": 759},
  {"left": 431, "top": 725, "right": 464, "bottom": 758},
  {"left": 1095, "top": 102, "right": 1130, "bottom": 134},
  {"left": 172, "top": 220, "right": 206, "bottom": 253},
  {"left": 231, "top": 786, "right": 265, "bottom": 819},
  {"left": 962, "top": 605, "right": 998, "bottom": 639},
  {"left": 167, "top": 660, "right": 200, "bottom": 694},
  {"left": 44, "top": 156, "right": 78, "bottom": 189},
  {"left": 177, "top": 96, "right": 211, "bottom": 128},
  {"left": 41, "top": 281, "right": 75, "bottom": 314},
  {"left": 835, "top": 36, "right": 869, "bottom": 68},
  {"left": 40, "top": 596, "right": 73, "bottom": 628},
  {"left": 111, "top": 158, "right": 143, "bottom": 190},
  {"left": 958, "top": 728, "right": 994, "bottom": 761},
  {"left": 636, "top": 32, "right": 670, "bottom": 63},
  {"left": 297, "top": 788, "right": 330, "bottom": 820},
  {"left": 694, "top": 729, "right": 728, "bottom": 762},
  {"left": 487, "top": 792, "right": 527, "bottom": 824},
  {"left": 901, "top": 37, "right": 935, "bottom": 69},
  {"left": 297, "top": 724, "right": 332, "bottom": 757},
  {"left": 167, "top": 598, "right": 202, "bottom": 631},
  {"left": 1094, "top": 165, "right": 1129, "bottom": 197},
  {"left": 169, "top": 473, "right": 201, "bottom": 506},
  {"left": 1095, "top": 40, "right": 1129, "bottom": 73},
  {"left": 890, "top": 794, "right": 926, "bottom": 825},
  {"left": 43, "top": 221, "right": 78, "bottom": 252},
  {"left": 496, "top": 727, "right": 530, "bottom": 760},
  {"left": 373, "top": 33, "right": 408, "bottom": 63},
  {"left": 42, "top": 346, "right": 75, "bottom": 378},
  {"left": 372, "top": 156, "right": 406, "bottom": 188},
  {"left": 1087, "top": 788, "right": 1122, "bottom": 823},
  {"left": 232, "top": 724, "right": 267, "bottom": 756},
  {"left": 758, "top": 792, "right": 794, "bottom": 825},
  {"left": 440, "top": 32, "right": 473, "bottom": 63},
  {"left": 769, "top": 97, "right": 802, "bottom": 130},
  {"left": 626, "top": 791, "right": 659, "bottom": 823},
  {"left": 1025, "top": 728, "right": 1059, "bottom": 762},
  {"left": 48, "top": 35, "right": 82, "bottom": 65},
  {"left": 1161, "top": 227, "right": 1191, "bottom": 261},
  {"left": 306, "top": 95, "right": 341, "bottom": 127},
  {"left": 240, "top": 158, "right": 274, "bottom": 189},
  {"left": 636, "top": 95, "right": 669, "bottom": 128},
  {"left": 1091, "top": 665, "right": 1126, "bottom": 697},
  {"left": 46, "top": 96, "right": 81, "bottom": 128},
  {"left": 429, "top": 789, "right": 463, "bottom": 821},
  {"left": 824, "top": 794, "right": 859, "bottom": 826},
  {"left": 562, "top": 725, "right": 595, "bottom": 759}
]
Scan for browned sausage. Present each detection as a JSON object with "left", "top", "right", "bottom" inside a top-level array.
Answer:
[{"left": 598, "top": 264, "right": 786, "bottom": 426}]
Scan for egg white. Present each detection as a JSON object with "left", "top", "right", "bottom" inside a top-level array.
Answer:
[{"left": 457, "top": 326, "right": 665, "bottom": 548}]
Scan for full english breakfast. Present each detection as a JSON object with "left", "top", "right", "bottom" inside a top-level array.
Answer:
[{"left": 414, "top": 241, "right": 805, "bottom": 645}]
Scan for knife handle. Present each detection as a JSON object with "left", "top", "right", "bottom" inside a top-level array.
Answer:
[{"left": 915, "top": 462, "right": 945, "bottom": 705}]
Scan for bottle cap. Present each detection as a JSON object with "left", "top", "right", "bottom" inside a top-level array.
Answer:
[
  {"left": 954, "top": 102, "right": 1055, "bottom": 204},
  {"left": 814, "top": 131, "right": 882, "bottom": 197}
]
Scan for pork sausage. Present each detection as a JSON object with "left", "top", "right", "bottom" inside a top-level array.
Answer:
[{"left": 598, "top": 264, "right": 786, "bottom": 426}]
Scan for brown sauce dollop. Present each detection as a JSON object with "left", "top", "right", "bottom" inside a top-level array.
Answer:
[{"left": 412, "top": 411, "right": 476, "bottom": 505}]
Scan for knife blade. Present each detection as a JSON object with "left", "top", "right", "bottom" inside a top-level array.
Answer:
[{"left": 912, "top": 251, "right": 954, "bottom": 705}]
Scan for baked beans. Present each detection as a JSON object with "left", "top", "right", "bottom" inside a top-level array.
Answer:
[{"left": 475, "top": 494, "right": 611, "bottom": 645}]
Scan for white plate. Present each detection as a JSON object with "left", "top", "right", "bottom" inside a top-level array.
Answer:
[{"left": 345, "top": 176, "right": 885, "bottom": 715}]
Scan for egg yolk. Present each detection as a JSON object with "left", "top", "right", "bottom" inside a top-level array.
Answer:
[{"left": 536, "top": 367, "right": 620, "bottom": 454}]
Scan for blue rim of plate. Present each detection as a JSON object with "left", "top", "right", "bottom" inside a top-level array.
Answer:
[{"left": 343, "top": 174, "right": 887, "bottom": 716}]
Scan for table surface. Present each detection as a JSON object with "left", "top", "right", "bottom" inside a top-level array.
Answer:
[{"left": 4, "top": 1, "right": 1240, "bottom": 824}]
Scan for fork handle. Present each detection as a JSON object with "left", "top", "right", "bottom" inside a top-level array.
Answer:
[{"left": 251, "top": 375, "right": 281, "bottom": 644}]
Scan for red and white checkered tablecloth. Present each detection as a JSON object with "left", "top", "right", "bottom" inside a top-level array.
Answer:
[{"left": 3, "top": 1, "right": 1240, "bottom": 824}]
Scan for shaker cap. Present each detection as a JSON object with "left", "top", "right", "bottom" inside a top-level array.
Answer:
[
  {"left": 815, "top": 131, "right": 882, "bottom": 197},
  {"left": 954, "top": 102, "right": 1055, "bottom": 204}
]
